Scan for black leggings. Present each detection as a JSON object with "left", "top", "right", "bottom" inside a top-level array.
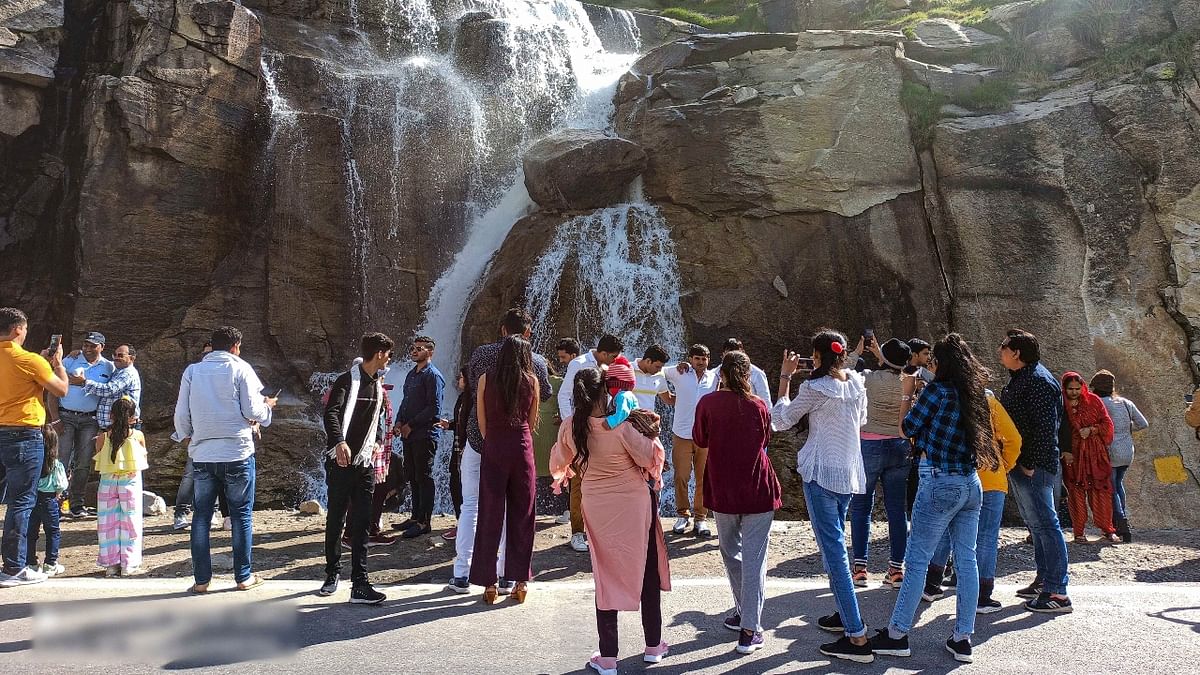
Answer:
[{"left": 596, "top": 491, "right": 663, "bottom": 657}]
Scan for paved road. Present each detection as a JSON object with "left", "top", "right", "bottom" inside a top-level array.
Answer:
[{"left": 2, "top": 578, "right": 1198, "bottom": 673}]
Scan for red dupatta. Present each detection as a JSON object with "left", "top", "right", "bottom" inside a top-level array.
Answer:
[{"left": 1061, "top": 372, "right": 1115, "bottom": 490}]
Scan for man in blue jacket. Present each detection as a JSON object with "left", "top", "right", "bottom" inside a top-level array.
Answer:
[{"left": 393, "top": 336, "right": 444, "bottom": 540}]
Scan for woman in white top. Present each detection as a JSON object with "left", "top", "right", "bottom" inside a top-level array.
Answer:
[{"left": 772, "top": 330, "right": 871, "bottom": 664}]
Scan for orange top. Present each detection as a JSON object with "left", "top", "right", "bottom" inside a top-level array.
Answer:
[{"left": 0, "top": 340, "right": 56, "bottom": 427}]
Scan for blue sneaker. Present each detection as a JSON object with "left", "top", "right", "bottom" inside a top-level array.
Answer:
[{"left": 445, "top": 577, "right": 469, "bottom": 594}]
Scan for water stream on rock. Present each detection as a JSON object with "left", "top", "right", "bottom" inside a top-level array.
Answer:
[{"left": 271, "top": 1, "right": 645, "bottom": 510}]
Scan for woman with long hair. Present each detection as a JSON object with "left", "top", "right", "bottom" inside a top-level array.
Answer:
[
  {"left": 472, "top": 335, "right": 539, "bottom": 603},
  {"left": 95, "top": 396, "right": 148, "bottom": 576},
  {"left": 771, "top": 329, "right": 873, "bottom": 664},
  {"left": 1061, "top": 372, "right": 1117, "bottom": 544},
  {"left": 873, "top": 334, "right": 998, "bottom": 663},
  {"left": 694, "top": 351, "right": 781, "bottom": 655},
  {"left": 1088, "top": 370, "right": 1146, "bottom": 542},
  {"left": 549, "top": 368, "right": 670, "bottom": 674}
]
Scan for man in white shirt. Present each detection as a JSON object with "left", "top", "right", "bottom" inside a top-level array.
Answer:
[
  {"left": 663, "top": 344, "right": 719, "bottom": 537},
  {"left": 718, "top": 338, "right": 771, "bottom": 403},
  {"left": 633, "top": 345, "right": 675, "bottom": 411},
  {"left": 172, "top": 326, "right": 276, "bottom": 593}
]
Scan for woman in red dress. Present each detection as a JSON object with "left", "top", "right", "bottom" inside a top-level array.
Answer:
[{"left": 1060, "top": 372, "right": 1117, "bottom": 543}]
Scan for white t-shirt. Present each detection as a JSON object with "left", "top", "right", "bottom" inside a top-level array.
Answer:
[
  {"left": 632, "top": 363, "right": 669, "bottom": 411},
  {"left": 664, "top": 364, "right": 719, "bottom": 439},
  {"left": 558, "top": 351, "right": 598, "bottom": 419}
]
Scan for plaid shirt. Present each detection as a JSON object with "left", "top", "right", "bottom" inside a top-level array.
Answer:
[
  {"left": 84, "top": 365, "right": 142, "bottom": 430},
  {"left": 902, "top": 381, "right": 976, "bottom": 475}
]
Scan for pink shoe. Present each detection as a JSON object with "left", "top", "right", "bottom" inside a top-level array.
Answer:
[
  {"left": 588, "top": 653, "right": 618, "bottom": 675},
  {"left": 643, "top": 641, "right": 669, "bottom": 663}
]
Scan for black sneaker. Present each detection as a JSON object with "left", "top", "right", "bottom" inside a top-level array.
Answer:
[
  {"left": 819, "top": 635, "right": 875, "bottom": 663},
  {"left": 350, "top": 584, "right": 386, "bottom": 605},
  {"left": 816, "top": 612, "right": 845, "bottom": 633},
  {"left": 1024, "top": 592, "right": 1072, "bottom": 614},
  {"left": 1015, "top": 579, "right": 1042, "bottom": 598},
  {"left": 921, "top": 582, "right": 944, "bottom": 602},
  {"left": 869, "top": 628, "right": 911, "bottom": 657},
  {"left": 445, "top": 576, "right": 470, "bottom": 594},
  {"left": 945, "top": 637, "right": 973, "bottom": 663},
  {"left": 977, "top": 597, "right": 1003, "bottom": 614},
  {"left": 318, "top": 574, "right": 338, "bottom": 597},
  {"left": 944, "top": 569, "right": 958, "bottom": 588},
  {"left": 722, "top": 613, "right": 741, "bottom": 631},
  {"left": 402, "top": 523, "right": 431, "bottom": 539},
  {"left": 391, "top": 518, "right": 417, "bottom": 531},
  {"left": 736, "top": 629, "right": 764, "bottom": 654}
]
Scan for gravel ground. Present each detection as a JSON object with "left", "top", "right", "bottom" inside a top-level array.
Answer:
[{"left": 12, "top": 507, "right": 1199, "bottom": 586}]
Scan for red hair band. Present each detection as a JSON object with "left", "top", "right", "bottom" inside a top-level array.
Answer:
[{"left": 830, "top": 342, "right": 844, "bottom": 354}]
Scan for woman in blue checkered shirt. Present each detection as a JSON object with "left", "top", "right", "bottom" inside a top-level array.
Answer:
[{"left": 870, "top": 334, "right": 1002, "bottom": 664}]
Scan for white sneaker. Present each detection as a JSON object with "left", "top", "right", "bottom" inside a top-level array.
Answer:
[
  {"left": 173, "top": 513, "right": 190, "bottom": 530},
  {"left": 554, "top": 510, "right": 571, "bottom": 525},
  {"left": 222, "top": 516, "right": 232, "bottom": 531},
  {"left": 211, "top": 513, "right": 223, "bottom": 529},
  {"left": 570, "top": 532, "right": 590, "bottom": 552},
  {"left": 672, "top": 516, "right": 690, "bottom": 534},
  {"left": 695, "top": 520, "right": 713, "bottom": 538},
  {"left": 41, "top": 563, "right": 65, "bottom": 577},
  {"left": 0, "top": 567, "right": 48, "bottom": 587}
]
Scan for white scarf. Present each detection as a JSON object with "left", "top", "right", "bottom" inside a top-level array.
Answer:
[{"left": 326, "top": 358, "right": 383, "bottom": 468}]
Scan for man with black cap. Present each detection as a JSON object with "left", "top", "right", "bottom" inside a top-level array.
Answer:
[
  {"left": 57, "top": 331, "right": 113, "bottom": 518},
  {"left": 847, "top": 337, "right": 913, "bottom": 591}
]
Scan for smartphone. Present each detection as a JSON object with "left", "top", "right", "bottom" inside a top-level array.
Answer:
[
  {"left": 272, "top": 389, "right": 282, "bottom": 398},
  {"left": 48, "top": 334, "right": 61, "bottom": 354},
  {"left": 864, "top": 327, "right": 874, "bottom": 340},
  {"left": 1187, "top": 393, "right": 1195, "bottom": 404},
  {"left": 796, "top": 357, "right": 815, "bottom": 370}
]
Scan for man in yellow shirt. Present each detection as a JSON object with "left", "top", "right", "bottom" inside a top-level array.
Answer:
[{"left": 0, "top": 308, "right": 69, "bottom": 587}]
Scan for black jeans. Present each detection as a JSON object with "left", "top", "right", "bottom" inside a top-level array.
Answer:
[
  {"left": 596, "top": 490, "right": 663, "bottom": 657},
  {"left": 324, "top": 461, "right": 374, "bottom": 585},
  {"left": 450, "top": 448, "right": 463, "bottom": 519},
  {"left": 403, "top": 437, "right": 436, "bottom": 524}
]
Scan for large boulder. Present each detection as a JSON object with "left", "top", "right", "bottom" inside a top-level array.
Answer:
[
  {"left": 617, "top": 41, "right": 920, "bottom": 217},
  {"left": 522, "top": 129, "right": 647, "bottom": 211},
  {"left": 903, "top": 18, "right": 1004, "bottom": 63},
  {"left": 758, "top": 0, "right": 871, "bottom": 32},
  {"left": 0, "top": 0, "right": 63, "bottom": 139}
]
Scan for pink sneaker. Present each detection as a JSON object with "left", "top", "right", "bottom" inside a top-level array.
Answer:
[
  {"left": 643, "top": 641, "right": 669, "bottom": 663},
  {"left": 588, "top": 653, "right": 617, "bottom": 675}
]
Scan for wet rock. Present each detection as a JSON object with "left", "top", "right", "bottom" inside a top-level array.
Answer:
[
  {"left": 523, "top": 129, "right": 647, "bottom": 211},
  {"left": 580, "top": 3, "right": 704, "bottom": 53}
]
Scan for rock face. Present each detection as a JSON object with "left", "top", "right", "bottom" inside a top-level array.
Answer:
[
  {"left": 0, "top": 0, "right": 62, "bottom": 138},
  {"left": 904, "top": 18, "right": 1003, "bottom": 63},
  {"left": 523, "top": 129, "right": 647, "bottom": 211},
  {"left": 759, "top": 0, "right": 870, "bottom": 32}
]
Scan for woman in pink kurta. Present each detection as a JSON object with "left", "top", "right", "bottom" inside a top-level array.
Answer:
[{"left": 550, "top": 367, "right": 671, "bottom": 675}]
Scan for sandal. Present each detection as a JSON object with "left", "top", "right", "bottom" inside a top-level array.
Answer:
[
  {"left": 512, "top": 582, "right": 528, "bottom": 604},
  {"left": 483, "top": 585, "right": 498, "bottom": 604},
  {"left": 188, "top": 583, "right": 209, "bottom": 594},
  {"left": 236, "top": 575, "right": 265, "bottom": 591}
]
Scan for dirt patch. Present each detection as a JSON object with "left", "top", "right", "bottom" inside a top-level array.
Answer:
[{"left": 12, "top": 507, "right": 1200, "bottom": 586}]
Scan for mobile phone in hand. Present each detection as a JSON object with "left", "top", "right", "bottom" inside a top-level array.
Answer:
[
  {"left": 48, "top": 334, "right": 61, "bottom": 354},
  {"left": 863, "top": 327, "right": 874, "bottom": 341},
  {"left": 1187, "top": 393, "right": 1195, "bottom": 404}
]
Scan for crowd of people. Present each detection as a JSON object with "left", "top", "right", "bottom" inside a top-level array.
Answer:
[{"left": 0, "top": 303, "right": 1166, "bottom": 667}]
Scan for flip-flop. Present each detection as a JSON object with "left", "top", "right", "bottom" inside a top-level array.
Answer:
[
  {"left": 236, "top": 575, "right": 265, "bottom": 591},
  {"left": 188, "top": 583, "right": 209, "bottom": 594}
]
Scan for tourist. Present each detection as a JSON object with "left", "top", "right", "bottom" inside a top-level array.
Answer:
[
  {"left": 172, "top": 326, "right": 277, "bottom": 594},
  {"left": 0, "top": 307, "right": 69, "bottom": 587},
  {"left": 1089, "top": 370, "right": 1146, "bottom": 542},
  {"left": 849, "top": 337, "right": 912, "bottom": 590},
  {"left": 998, "top": 329, "right": 1072, "bottom": 613},
  {"left": 555, "top": 337, "right": 581, "bottom": 371},
  {"left": 393, "top": 336, "right": 444, "bottom": 540},
  {"left": 1061, "top": 372, "right": 1117, "bottom": 544},
  {"left": 69, "top": 343, "right": 141, "bottom": 519},
  {"left": 906, "top": 338, "right": 934, "bottom": 383},
  {"left": 357, "top": 381, "right": 397, "bottom": 547},
  {"left": 438, "top": 366, "right": 471, "bottom": 541},
  {"left": 557, "top": 335, "right": 623, "bottom": 552},
  {"left": 664, "top": 344, "right": 720, "bottom": 537},
  {"left": 174, "top": 342, "right": 227, "bottom": 531},
  {"left": 719, "top": 338, "right": 771, "bottom": 402},
  {"left": 25, "top": 424, "right": 66, "bottom": 576},
  {"left": 55, "top": 331, "right": 112, "bottom": 518},
  {"left": 544, "top": 341, "right": 569, "bottom": 533},
  {"left": 771, "top": 330, "right": 872, "bottom": 664},
  {"left": 448, "top": 308, "right": 551, "bottom": 595},
  {"left": 318, "top": 333, "right": 393, "bottom": 604},
  {"left": 549, "top": 367, "right": 670, "bottom": 673},
  {"left": 925, "top": 389, "right": 1022, "bottom": 612},
  {"left": 870, "top": 334, "right": 998, "bottom": 663},
  {"left": 602, "top": 356, "right": 639, "bottom": 429},
  {"left": 95, "top": 397, "right": 148, "bottom": 577},
  {"left": 694, "top": 350, "right": 781, "bottom": 655},
  {"left": 632, "top": 344, "right": 674, "bottom": 411},
  {"left": 472, "top": 335, "right": 539, "bottom": 604}
]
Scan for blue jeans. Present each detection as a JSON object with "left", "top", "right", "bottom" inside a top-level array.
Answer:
[
  {"left": 849, "top": 438, "right": 910, "bottom": 567},
  {"left": 1009, "top": 466, "right": 1069, "bottom": 595},
  {"left": 803, "top": 481, "right": 865, "bottom": 637},
  {"left": 1, "top": 428, "right": 45, "bottom": 574},
  {"left": 890, "top": 465, "right": 982, "bottom": 637},
  {"left": 191, "top": 456, "right": 256, "bottom": 585},
  {"left": 932, "top": 489, "right": 1005, "bottom": 580},
  {"left": 26, "top": 490, "right": 62, "bottom": 566},
  {"left": 1111, "top": 465, "right": 1128, "bottom": 520}
]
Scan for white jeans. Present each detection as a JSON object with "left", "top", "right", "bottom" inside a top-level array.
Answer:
[{"left": 453, "top": 442, "right": 505, "bottom": 579}]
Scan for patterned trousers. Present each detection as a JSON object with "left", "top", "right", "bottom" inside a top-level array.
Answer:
[{"left": 97, "top": 472, "right": 143, "bottom": 570}]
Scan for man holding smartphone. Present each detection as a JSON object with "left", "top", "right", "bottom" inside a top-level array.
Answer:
[
  {"left": 0, "top": 308, "right": 70, "bottom": 587},
  {"left": 52, "top": 331, "right": 112, "bottom": 518}
]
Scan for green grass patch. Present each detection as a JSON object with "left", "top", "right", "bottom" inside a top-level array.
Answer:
[
  {"left": 900, "top": 81, "right": 947, "bottom": 149},
  {"left": 1087, "top": 30, "right": 1197, "bottom": 81},
  {"left": 950, "top": 78, "right": 1018, "bottom": 111},
  {"left": 859, "top": 0, "right": 1015, "bottom": 32}
]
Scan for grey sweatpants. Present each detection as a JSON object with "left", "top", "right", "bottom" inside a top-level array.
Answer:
[{"left": 714, "top": 510, "right": 774, "bottom": 632}]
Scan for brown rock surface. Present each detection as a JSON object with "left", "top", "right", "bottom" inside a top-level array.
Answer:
[{"left": 522, "top": 129, "right": 647, "bottom": 211}]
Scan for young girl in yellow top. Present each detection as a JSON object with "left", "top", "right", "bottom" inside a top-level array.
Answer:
[{"left": 94, "top": 397, "right": 148, "bottom": 576}]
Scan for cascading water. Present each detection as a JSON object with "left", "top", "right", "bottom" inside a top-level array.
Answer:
[{"left": 263, "top": 0, "right": 644, "bottom": 510}]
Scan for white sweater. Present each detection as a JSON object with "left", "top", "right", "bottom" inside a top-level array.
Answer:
[{"left": 771, "top": 372, "right": 868, "bottom": 495}]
